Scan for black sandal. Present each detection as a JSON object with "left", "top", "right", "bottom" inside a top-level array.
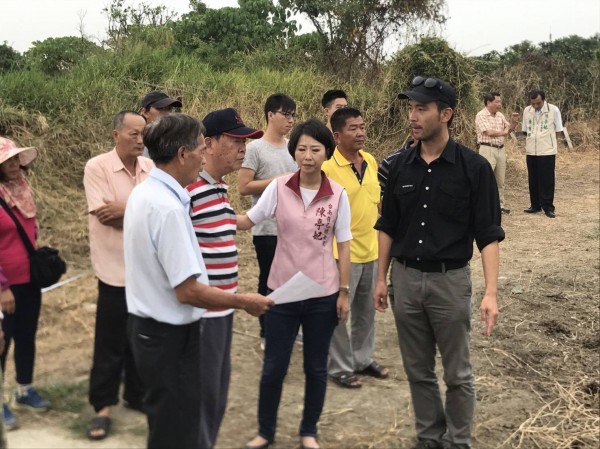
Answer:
[
  {"left": 355, "top": 361, "right": 389, "bottom": 379},
  {"left": 86, "top": 416, "right": 111, "bottom": 440},
  {"left": 329, "top": 372, "right": 362, "bottom": 388}
]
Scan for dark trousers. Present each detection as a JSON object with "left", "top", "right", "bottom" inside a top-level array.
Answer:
[
  {"left": 1, "top": 282, "right": 42, "bottom": 385},
  {"left": 258, "top": 293, "right": 338, "bottom": 442},
  {"left": 252, "top": 235, "right": 277, "bottom": 338},
  {"left": 198, "top": 314, "right": 233, "bottom": 449},
  {"left": 526, "top": 154, "right": 556, "bottom": 212},
  {"left": 128, "top": 315, "right": 201, "bottom": 449},
  {"left": 89, "top": 280, "right": 144, "bottom": 412}
]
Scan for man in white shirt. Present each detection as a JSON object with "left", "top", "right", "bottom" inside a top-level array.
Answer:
[{"left": 124, "top": 113, "right": 272, "bottom": 449}]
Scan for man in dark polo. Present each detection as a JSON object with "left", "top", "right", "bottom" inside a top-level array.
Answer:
[{"left": 373, "top": 77, "right": 504, "bottom": 449}]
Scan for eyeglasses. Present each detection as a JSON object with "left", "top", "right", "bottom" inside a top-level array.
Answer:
[
  {"left": 274, "top": 111, "right": 297, "bottom": 120},
  {"left": 411, "top": 76, "right": 441, "bottom": 89}
]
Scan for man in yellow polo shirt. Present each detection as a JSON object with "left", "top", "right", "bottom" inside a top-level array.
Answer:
[{"left": 322, "top": 107, "right": 388, "bottom": 388}]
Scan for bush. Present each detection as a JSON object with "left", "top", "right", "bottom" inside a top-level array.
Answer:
[{"left": 24, "top": 37, "right": 103, "bottom": 75}]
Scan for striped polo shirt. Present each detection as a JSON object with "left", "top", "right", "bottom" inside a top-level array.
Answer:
[{"left": 187, "top": 171, "right": 237, "bottom": 318}]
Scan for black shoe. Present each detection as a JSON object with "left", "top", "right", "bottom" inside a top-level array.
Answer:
[
  {"left": 243, "top": 438, "right": 272, "bottom": 449},
  {"left": 523, "top": 207, "right": 542, "bottom": 213},
  {"left": 412, "top": 439, "right": 443, "bottom": 449},
  {"left": 544, "top": 210, "right": 556, "bottom": 218},
  {"left": 501, "top": 207, "right": 511, "bottom": 214}
]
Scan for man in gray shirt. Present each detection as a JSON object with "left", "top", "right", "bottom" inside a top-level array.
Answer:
[{"left": 238, "top": 94, "right": 297, "bottom": 345}]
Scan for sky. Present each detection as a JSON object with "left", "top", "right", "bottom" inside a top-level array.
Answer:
[{"left": 2, "top": 0, "right": 599, "bottom": 55}]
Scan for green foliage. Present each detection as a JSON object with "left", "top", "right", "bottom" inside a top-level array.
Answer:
[
  {"left": 280, "top": 0, "right": 446, "bottom": 77},
  {"left": 475, "top": 34, "right": 600, "bottom": 122},
  {"left": 24, "top": 37, "right": 102, "bottom": 75},
  {"left": 103, "top": 0, "right": 177, "bottom": 50},
  {"left": 0, "top": 42, "right": 23, "bottom": 73},
  {"left": 171, "top": 0, "right": 296, "bottom": 65}
]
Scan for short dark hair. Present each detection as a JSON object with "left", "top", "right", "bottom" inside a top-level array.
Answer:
[
  {"left": 288, "top": 119, "right": 336, "bottom": 160},
  {"left": 112, "top": 110, "right": 144, "bottom": 130},
  {"left": 264, "top": 93, "right": 296, "bottom": 123},
  {"left": 330, "top": 107, "right": 362, "bottom": 133},
  {"left": 483, "top": 92, "right": 501, "bottom": 105},
  {"left": 529, "top": 89, "right": 545, "bottom": 101},
  {"left": 435, "top": 101, "right": 455, "bottom": 128},
  {"left": 321, "top": 89, "right": 347, "bottom": 108},
  {"left": 143, "top": 113, "right": 205, "bottom": 164}
]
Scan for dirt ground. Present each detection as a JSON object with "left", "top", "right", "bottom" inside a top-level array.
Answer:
[{"left": 5, "top": 146, "right": 599, "bottom": 449}]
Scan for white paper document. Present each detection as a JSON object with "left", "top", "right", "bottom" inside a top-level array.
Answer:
[{"left": 268, "top": 271, "right": 327, "bottom": 305}]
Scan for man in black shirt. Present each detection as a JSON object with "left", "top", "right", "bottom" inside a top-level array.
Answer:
[{"left": 373, "top": 77, "right": 504, "bottom": 449}]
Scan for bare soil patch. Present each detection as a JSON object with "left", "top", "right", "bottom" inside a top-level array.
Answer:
[{"left": 5, "top": 146, "right": 599, "bottom": 449}]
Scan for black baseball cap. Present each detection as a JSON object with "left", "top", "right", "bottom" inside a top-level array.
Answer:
[
  {"left": 140, "top": 91, "right": 182, "bottom": 109},
  {"left": 398, "top": 77, "right": 457, "bottom": 109},
  {"left": 202, "top": 108, "right": 264, "bottom": 139}
]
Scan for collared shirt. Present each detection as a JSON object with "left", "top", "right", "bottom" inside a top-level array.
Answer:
[
  {"left": 187, "top": 171, "right": 237, "bottom": 318},
  {"left": 475, "top": 108, "right": 510, "bottom": 146},
  {"left": 521, "top": 102, "right": 564, "bottom": 132},
  {"left": 84, "top": 149, "right": 153, "bottom": 286},
  {"left": 322, "top": 148, "right": 380, "bottom": 263},
  {"left": 375, "top": 139, "right": 505, "bottom": 262},
  {"left": 124, "top": 167, "right": 208, "bottom": 325},
  {"left": 378, "top": 139, "right": 415, "bottom": 199}
]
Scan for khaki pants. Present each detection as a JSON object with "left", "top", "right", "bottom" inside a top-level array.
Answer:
[{"left": 479, "top": 145, "right": 506, "bottom": 207}]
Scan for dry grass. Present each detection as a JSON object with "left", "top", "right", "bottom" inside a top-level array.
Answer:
[{"left": 499, "top": 377, "right": 600, "bottom": 449}]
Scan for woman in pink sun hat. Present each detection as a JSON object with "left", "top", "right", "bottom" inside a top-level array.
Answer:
[{"left": 0, "top": 137, "right": 51, "bottom": 432}]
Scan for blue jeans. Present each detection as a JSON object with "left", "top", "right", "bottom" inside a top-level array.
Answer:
[{"left": 258, "top": 293, "right": 338, "bottom": 442}]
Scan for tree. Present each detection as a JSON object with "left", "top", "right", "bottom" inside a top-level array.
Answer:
[
  {"left": 103, "top": 0, "right": 178, "bottom": 50},
  {"left": 0, "top": 42, "right": 23, "bottom": 73},
  {"left": 279, "top": 0, "right": 446, "bottom": 76},
  {"left": 24, "top": 37, "right": 102, "bottom": 75},
  {"left": 171, "top": 0, "right": 296, "bottom": 65}
]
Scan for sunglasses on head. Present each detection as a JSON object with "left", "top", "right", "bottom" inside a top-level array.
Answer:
[{"left": 411, "top": 76, "right": 442, "bottom": 89}]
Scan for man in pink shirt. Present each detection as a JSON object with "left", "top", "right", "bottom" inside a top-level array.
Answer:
[{"left": 83, "top": 111, "right": 153, "bottom": 440}]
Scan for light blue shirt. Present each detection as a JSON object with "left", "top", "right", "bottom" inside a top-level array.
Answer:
[{"left": 124, "top": 167, "right": 208, "bottom": 325}]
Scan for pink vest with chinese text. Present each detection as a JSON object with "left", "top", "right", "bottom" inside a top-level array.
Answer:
[{"left": 268, "top": 171, "right": 344, "bottom": 297}]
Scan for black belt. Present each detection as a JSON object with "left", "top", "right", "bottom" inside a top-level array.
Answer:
[
  {"left": 399, "top": 259, "right": 468, "bottom": 273},
  {"left": 477, "top": 142, "right": 504, "bottom": 149}
]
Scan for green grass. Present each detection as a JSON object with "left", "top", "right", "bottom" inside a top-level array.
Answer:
[{"left": 37, "top": 380, "right": 89, "bottom": 435}]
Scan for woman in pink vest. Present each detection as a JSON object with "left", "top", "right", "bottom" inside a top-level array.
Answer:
[
  {"left": 239, "top": 119, "right": 351, "bottom": 449},
  {"left": 0, "top": 137, "right": 51, "bottom": 431}
]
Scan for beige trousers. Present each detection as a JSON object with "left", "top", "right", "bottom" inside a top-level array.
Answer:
[{"left": 479, "top": 145, "right": 506, "bottom": 207}]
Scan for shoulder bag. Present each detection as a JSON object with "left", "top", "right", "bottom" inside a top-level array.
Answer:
[{"left": 0, "top": 196, "right": 66, "bottom": 288}]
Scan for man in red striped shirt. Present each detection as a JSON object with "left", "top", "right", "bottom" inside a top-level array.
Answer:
[{"left": 186, "top": 108, "right": 263, "bottom": 449}]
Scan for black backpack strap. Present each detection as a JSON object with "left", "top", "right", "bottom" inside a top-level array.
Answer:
[{"left": 0, "top": 196, "right": 36, "bottom": 256}]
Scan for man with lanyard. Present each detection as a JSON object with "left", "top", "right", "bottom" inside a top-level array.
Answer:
[
  {"left": 186, "top": 108, "right": 263, "bottom": 448},
  {"left": 374, "top": 77, "right": 504, "bottom": 449},
  {"left": 124, "top": 113, "right": 272, "bottom": 449},
  {"left": 475, "top": 92, "right": 519, "bottom": 214},
  {"left": 521, "top": 89, "right": 564, "bottom": 218}
]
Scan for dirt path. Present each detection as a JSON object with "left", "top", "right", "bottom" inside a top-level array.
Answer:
[{"left": 6, "top": 147, "right": 598, "bottom": 449}]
